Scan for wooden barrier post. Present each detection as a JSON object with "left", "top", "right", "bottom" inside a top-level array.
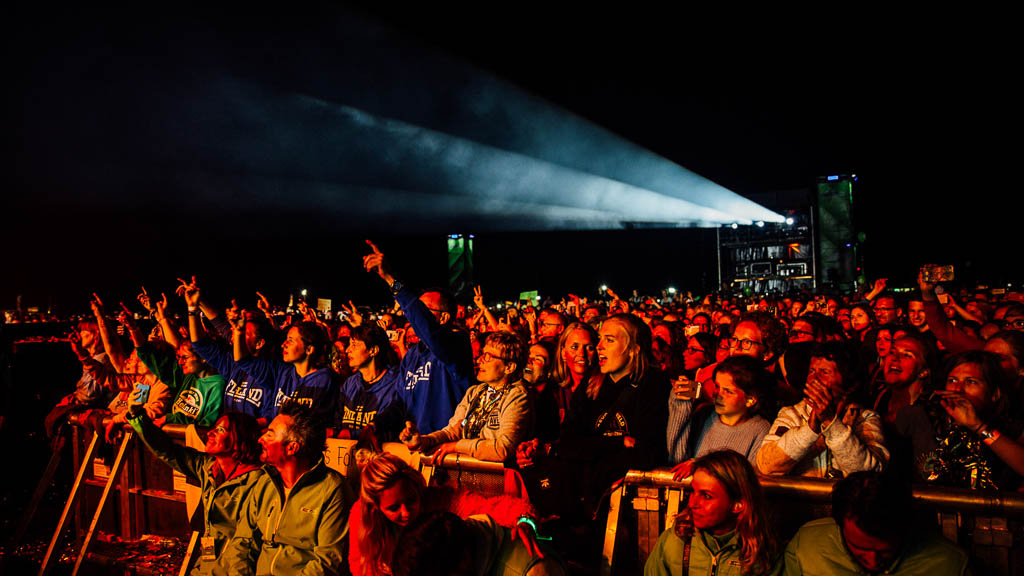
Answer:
[
  {"left": 70, "top": 431, "right": 133, "bottom": 576},
  {"left": 38, "top": 432, "right": 98, "bottom": 576}
]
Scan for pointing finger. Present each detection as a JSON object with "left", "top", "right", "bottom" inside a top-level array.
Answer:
[{"left": 365, "top": 239, "right": 382, "bottom": 254}]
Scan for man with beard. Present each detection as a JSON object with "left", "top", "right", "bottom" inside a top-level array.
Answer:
[{"left": 223, "top": 403, "right": 353, "bottom": 576}]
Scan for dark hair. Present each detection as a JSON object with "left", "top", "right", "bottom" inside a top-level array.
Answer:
[
  {"left": 222, "top": 412, "right": 262, "bottom": 466},
  {"left": 892, "top": 331, "right": 936, "bottom": 389},
  {"left": 809, "top": 341, "right": 861, "bottom": 393},
  {"left": 943, "top": 350, "right": 1010, "bottom": 418},
  {"left": 278, "top": 402, "right": 327, "bottom": 464},
  {"left": 692, "top": 312, "right": 713, "bottom": 328},
  {"left": 292, "top": 321, "right": 329, "bottom": 369},
  {"left": 988, "top": 330, "right": 1024, "bottom": 372},
  {"left": 713, "top": 355, "right": 776, "bottom": 418},
  {"left": 794, "top": 313, "right": 827, "bottom": 341},
  {"left": 738, "top": 311, "right": 787, "bottom": 361},
  {"left": 832, "top": 471, "right": 912, "bottom": 543},
  {"left": 690, "top": 332, "right": 719, "bottom": 367},
  {"left": 391, "top": 512, "right": 474, "bottom": 576},
  {"left": 247, "top": 317, "right": 278, "bottom": 359},
  {"left": 484, "top": 331, "right": 527, "bottom": 382},
  {"left": 349, "top": 324, "right": 399, "bottom": 368}
]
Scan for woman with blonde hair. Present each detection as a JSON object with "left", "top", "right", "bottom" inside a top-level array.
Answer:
[
  {"left": 562, "top": 313, "right": 670, "bottom": 518},
  {"left": 646, "top": 450, "right": 781, "bottom": 575},
  {"left": 349, "top": 453, "right": 539, "bottom": 576}
]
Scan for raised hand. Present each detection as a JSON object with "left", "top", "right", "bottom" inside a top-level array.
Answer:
[
  {"left": 939, "top": 391, "right": 983, "bottom": 431},
  {"left": 256, "top": 292, "right": 272, "bottom": 316},
  {"left": 340, "top": 301, "right": 363, "bottom": 327},
  {"left": 176, "top": 276, "right": 200, "bottom": 308},
  {"left": 153, "top": 293, "right": 170, "bottom": 323},
  {"left": 117, "top": 302, "right": 138, "bottom": 330},
  {"left": 473, "top": 285, "right": 486, "bottom": 309},
  {"left": 89, "top": 293, "right": 104, "bottom": 318},
  {"left": 137, "top": 287, "right": 155, "bottom": 313},
  {"left": 362, "top": 240, "right": 394, "bottom": 284}
]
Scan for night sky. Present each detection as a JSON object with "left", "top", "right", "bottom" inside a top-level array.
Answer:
[{"left": 7, "top": 4, "right": 1020, "bottom": 315}]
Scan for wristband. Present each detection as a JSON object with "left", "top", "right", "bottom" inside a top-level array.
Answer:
[
  {"left": 187, "top": 306, "right": 198, "bottom": 313},
  {"left": 516, "top": 516, "right": 551, "bottom": 540},
  {"left": 388, "top": 280, "right": 404, "bottom": 295},
  {"left": 978, "top": 426, "right": 1001, "bottom": 446}
]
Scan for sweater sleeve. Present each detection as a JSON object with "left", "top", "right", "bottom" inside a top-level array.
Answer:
[
  {"left": 822, "top": 406, "right": 889, "bottom": 474},
  {"left": 191, "top": 338, "right": 233, "bottom": 380},
  {"left": 756, "top": 404, "right": 819, "bottom": 475}
]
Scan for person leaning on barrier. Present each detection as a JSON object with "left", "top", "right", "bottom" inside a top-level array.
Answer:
[
  {"left": 645, "top": 450, "right": 782, "bottom": 576},
  {"left": 124, "top": 300, "right": 225, "bottom": 427},
  {"left": 756, "top": 342, "right": 888, "bottom": 478},
  {"left": 221, "top": 402, "right": 354, "bottom": 576},
  {"left": 782, "top": 471, "right": 972, "bottom": 575},
  {"left": 127, "top": 408, "right": 264, "bottom": 576},
  {"left": 400, "top": 331, "right": 532, "bottom": 464}
]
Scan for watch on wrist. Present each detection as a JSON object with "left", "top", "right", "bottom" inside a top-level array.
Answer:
[
  {"left": 389, "top": 280, "right": 404, "bottom": 295},
  {"left": 978, "top": 426, "right": 1001, "bottom": 445}
]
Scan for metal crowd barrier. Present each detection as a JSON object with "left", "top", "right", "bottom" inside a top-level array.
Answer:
[
  {"left": 605, "top": 468, "right": 1024, "bottom": 576},
  {"left": 26, "top": 418, "right": 520, "bottom": 575}
]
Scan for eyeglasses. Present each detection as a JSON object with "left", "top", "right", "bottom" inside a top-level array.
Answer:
[
  {"left": 478, "top": 350, "right": 507, "bottom": 363},
  {"left": 873, "top": 306, "right": 898, "bottom": 312},
  {"left": 721, "top": 338, "right": 763, "bottom": 351},
  {"left": 1005, "top": 319, "right": 1024, "bottom": 329}
]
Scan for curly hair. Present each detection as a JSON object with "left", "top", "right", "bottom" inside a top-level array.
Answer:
[
  {"left": 738, "top": 311, "right": 787, "bottom": 362},
  {"left": 483, "top": 331, "right": 527, "bottom": 382}
]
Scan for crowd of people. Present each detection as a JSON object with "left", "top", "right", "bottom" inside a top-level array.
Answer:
[{"left": 35, "top": 242, "right": 1024, "bottom": 575}]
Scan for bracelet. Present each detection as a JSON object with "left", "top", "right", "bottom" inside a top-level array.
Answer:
[
  {"left": 516, "top": 516, "right": 552, "bottom": 540},
  {"left": 977, "top": 426, "right": 1002, "bottom": 446}
]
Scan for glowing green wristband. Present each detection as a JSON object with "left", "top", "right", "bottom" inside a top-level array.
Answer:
[{"left": 516, "top": 516, "right": 551, "bottom": 541}]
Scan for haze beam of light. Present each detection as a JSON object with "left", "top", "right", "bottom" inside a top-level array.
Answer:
[{"left": 140, "top": 75, "right": 759, "bottom": 232}]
